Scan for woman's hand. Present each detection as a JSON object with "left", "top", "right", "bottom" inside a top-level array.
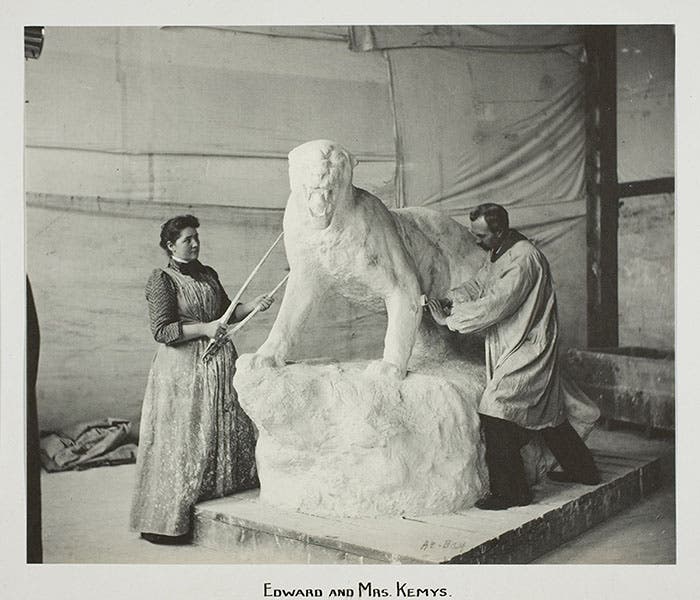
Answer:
[
  {"left": 253, "top": 294, "right": 274, "bottom": 312},
  {"left": 202, "top": 320, "right": 227, "bottom": 340},
  {"left": 180, "top": 320, "right": 227, "bottom": 342},
  {"left": 427, "top": 298, "right": 449, "bottom": 327},
  {"left": 233, "top": 295, "right": 276, "bottom": 322}
]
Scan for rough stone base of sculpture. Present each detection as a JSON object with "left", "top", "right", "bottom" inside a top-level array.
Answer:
[
  {"left": 236, "top": 355, "right": 542, "bottom": 518},
  {"left": 234, "top": 352, "right": 596, "bottom": 518}
]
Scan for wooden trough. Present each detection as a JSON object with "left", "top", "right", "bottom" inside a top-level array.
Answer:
[{"left": 565, "top": 347, "right": 675, "bottom": 432}]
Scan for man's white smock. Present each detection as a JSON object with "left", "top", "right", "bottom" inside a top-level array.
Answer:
[{"left": 445, "top": 236, "right": 567, "bottom": 429}]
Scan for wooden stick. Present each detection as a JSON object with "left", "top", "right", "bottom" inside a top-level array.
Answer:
[
  {"left": 223, "top": 273, "right": 290, "bottom": 339},
  {"left": 202, "top": 231, "right": 283, "bottom": 360},
  {"left": 201, "top": 273, "right": 290, "bottom": 363},
  {"left": 219, "top": 231, "right": 284, "bottom": 325}
]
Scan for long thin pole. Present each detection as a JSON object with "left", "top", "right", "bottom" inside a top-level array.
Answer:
[
  {"left": 223, "top": 273, "right": 290, "bottom": 340},
  {"left": 201, "top": 272, "right": 290, "bottom": 363},
  {"left": 201, "top": 231, "right": 284, "bottom": 360},
  {"left": 219, "top": 231, "right": 284, "bottom": 325}
]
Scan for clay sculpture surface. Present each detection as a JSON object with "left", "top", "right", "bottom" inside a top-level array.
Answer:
[
  {"left": 235, "top": 356, "right": 489, "bottom": 517},
  {"left": 249, "top": 139, "right": 485, "bottom": 378},
  {"left": 235, "top": 140, "right": 596, "bottom": 518}
]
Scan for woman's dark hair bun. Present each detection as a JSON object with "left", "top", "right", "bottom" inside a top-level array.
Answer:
[{"left": 159, "top": 214, "right": 200, "bottom": 254}]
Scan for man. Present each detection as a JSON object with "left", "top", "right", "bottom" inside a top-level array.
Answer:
[{"left": 428, "top": 203, "right": 600, "bottom": 510}]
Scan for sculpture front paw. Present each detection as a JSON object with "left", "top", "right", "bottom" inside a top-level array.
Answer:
[{"left": 364, "top": 359, "right": 405, "bottom": 380}]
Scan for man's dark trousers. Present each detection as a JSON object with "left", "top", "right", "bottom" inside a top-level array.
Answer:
[{"left": 481, "top": 414, "right": 600, "bottom": 503}]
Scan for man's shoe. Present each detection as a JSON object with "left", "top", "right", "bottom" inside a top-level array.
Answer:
[
  {"left": 547, "top": 470, "right": 601, "bottom": 485},
  {"left": 474, "top": 493, "right": 531, "bottom": 511}
]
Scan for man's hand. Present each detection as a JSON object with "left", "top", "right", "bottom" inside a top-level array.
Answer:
[{"left": 427, "top": 298, "right": 450, "bottom": 326}]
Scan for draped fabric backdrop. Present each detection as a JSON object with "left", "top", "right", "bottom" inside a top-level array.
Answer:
[
  {"left": 25, "top": 25, "right": 674, "bottom": 433},
  {"left": 352, "top": 26, "right": 590, "bottom": 350}
]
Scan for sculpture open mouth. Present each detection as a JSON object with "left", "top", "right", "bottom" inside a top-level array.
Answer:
[{"left": 307, "top": 189, "right": 333, "bottom": 229}]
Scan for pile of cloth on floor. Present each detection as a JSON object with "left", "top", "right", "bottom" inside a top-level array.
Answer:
[{"left": 39, "top": 418, "right": 137, "bottom": 472}]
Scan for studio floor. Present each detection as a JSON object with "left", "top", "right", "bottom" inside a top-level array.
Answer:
[{"left": 39, "top": 461, "right": 676, "bottom": 564}]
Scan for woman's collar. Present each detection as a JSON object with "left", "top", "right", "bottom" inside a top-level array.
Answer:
[{"left": 168, "top": 257, "right": 203, "bottom": 275}]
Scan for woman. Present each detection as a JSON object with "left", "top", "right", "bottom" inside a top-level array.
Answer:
[{"left": 130, "top": 214, "right": 273, "bottom": 544}]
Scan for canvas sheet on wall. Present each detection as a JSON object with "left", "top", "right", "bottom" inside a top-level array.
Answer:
[{"left": 23, "top": 25, "right": 672, "bottom": 434}]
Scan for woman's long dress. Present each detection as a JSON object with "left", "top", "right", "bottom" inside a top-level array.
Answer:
[{"left": 129, "top": 260, "right": 258, "bottom": 536}]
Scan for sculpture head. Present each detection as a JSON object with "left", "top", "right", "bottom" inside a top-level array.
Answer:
[{"left": 288, "top": 139, "right": 358, "bottom": 230}]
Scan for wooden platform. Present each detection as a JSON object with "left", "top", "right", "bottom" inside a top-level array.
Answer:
[{"left": 193, "top": 428, "right": 674, "bottom": 564}]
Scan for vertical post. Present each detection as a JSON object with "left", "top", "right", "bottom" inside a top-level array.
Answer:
[
  {"left": 585, "top": 26, "right": 619, "bottom": 348},
  {"left": 384, "top": 51, "right": 406, "bottom": 208}
]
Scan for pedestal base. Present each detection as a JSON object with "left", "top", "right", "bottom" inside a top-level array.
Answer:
[{"left": 194, "top": 428, "right": 674, "bottom": 563}]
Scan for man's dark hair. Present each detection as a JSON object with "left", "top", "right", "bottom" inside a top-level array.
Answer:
[
  {"left": 469, "top": 203, "right": 509, "bottom": 234},
  {"left": 159, "top": 214, "right": 200, "bottom": 254}
]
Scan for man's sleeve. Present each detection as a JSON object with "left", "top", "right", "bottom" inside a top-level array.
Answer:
[
  {"left": 448, "top": 261, "right": 489, "bottom": 303},
  {"left": 445, "top": 254, "right": 536, "bottom": 334}
]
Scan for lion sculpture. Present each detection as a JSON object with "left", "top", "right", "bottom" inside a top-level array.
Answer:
[
  {"left": 251, "top": 139, "right": 484, "bottom": 378},
  {"left": 236, "top": 140, "right": 598, "bottom": 517}
]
